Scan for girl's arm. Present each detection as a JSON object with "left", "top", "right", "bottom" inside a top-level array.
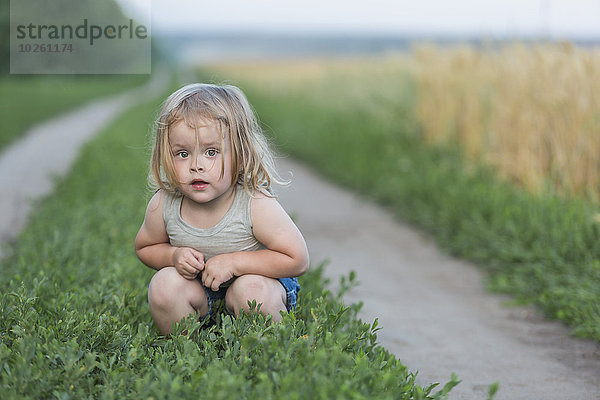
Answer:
[
  {"left": 201, "top": 193, "right": 309, "bottom": 290},
  {"left": 135, "top": 190, "right": 204, "bottom": 279}
]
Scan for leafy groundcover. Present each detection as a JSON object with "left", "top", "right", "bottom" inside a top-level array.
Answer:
[{"left": 0, "top": 98, "right": 457, "bottom": 399}]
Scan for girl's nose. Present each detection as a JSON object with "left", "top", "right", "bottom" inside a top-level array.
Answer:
[{"left": 190, "top": 154, "right": 204, "bottom": 172}]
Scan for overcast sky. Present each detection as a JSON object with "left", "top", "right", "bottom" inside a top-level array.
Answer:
[{"left": 117, "top": 0, "right": 600, "bottom": 38}]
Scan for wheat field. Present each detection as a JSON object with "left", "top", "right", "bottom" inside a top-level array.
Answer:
[{"left": 413, "top": 42, "right": 600, "bottom": 199}]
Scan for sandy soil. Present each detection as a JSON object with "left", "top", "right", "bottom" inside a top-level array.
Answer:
[
  {"left": 275, "top": 157, "right": 600, "bottom": 400},
  {"left": 1, "top": 74, "right": 599, "bottom": 399}
]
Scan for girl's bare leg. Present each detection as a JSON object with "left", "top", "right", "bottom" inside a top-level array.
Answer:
[
  {"left": 225, "top": 274, "right": 287, "bottom": 322},
  {"left": 148, "top": 267, "right": 208, "bottom": 335}
]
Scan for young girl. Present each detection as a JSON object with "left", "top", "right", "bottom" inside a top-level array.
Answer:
[{"left": 135, "top": 83, "right": 309, "bottom": 335}]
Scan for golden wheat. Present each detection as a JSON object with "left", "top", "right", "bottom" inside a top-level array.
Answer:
[{"left": 413, "top": 42, "right": 600, "bottom": 199}]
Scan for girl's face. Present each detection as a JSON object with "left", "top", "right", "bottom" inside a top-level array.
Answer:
[{"left": 168, "top": 118, "right": 234, "bottom": 206}]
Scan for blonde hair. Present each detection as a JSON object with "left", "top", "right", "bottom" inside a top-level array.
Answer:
[{"left": 150, "top": 83, "right": 285, "bottom": 196}]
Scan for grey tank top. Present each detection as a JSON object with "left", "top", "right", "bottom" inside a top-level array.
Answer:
[{"left": 162, "top": 186, "right": 265, "bottom": 261}]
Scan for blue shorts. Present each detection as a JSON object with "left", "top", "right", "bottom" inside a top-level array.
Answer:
[{"left": 197, "top": 276, "right": 301, "bottom": 318}]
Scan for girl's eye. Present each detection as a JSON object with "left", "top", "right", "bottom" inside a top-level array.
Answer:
[
  {"left": 176, "top": 151, "right": 189, "bottom": 159},
  {"left": 205, "top": 149, "right": 218, "bottom": 157}
]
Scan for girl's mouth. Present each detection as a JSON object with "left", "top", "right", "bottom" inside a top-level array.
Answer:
[{"left": 191, "top": 179, "right": 208, "bottom": 190}]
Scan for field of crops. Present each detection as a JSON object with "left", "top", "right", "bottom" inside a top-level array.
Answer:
[
  {"left": 206, "top": 43, "right": 600, "bottom": 341},
  {"left": 414, "top": 43, "right": 600, "bottom": 200}
]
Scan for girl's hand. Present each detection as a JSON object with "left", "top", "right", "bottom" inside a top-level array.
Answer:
[
  {"left": 172, "top": 247, "right": 204, "bottom": 280},
  {"left": 202, "top": 254, "right": 236, "bottom": 291}
]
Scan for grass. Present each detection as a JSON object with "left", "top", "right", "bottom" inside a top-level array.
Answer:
[
  {"left": 0, "top": 74, "right": 148, "bottom": 150},
  {"left": 0, "top": 88, "right": 458, "bottom": 398},
  {"left": 204, "top": 55, "right": 600, "bottom": 342}
]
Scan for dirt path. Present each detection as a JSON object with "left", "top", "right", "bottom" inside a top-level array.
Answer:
[
  {"left": 275, "top": 157, "right": 600, "bottom": 400},
  {"left": 0, "top": 73, "right": 167, "bottom": 256}
]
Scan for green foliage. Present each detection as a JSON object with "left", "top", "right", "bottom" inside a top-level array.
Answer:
[
  {"left": 0, "top": 96, "right": 455, "bottom": 398},
  {"left": 0, "top": 74, "right": 148, "bottom": 150},
  {"left": 214, "top": 67, "right": 600, "bottom": 342},
  {"left": 488, "top": 382, "right": 500, "bottom": 400}
]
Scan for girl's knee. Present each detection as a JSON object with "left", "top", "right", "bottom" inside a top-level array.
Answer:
[
  {"left": 148, "top": 268, "right": 209, "bottom": 335},
  {"left": 226, "top": 274, "right": 285, "bottom": 314},
  {"left": 228, "top": 274, "right": 269, "bottom": 300},
  {"left": 148, "top": 267, "right": 187, "bottom": 309},
  {"left": 236, "top": 274, "right": 269, "bottom": 291}
]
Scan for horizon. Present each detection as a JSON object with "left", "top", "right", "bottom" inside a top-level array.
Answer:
[{"left": 116, "top": 0, "right": 600, "bottom": 41}]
